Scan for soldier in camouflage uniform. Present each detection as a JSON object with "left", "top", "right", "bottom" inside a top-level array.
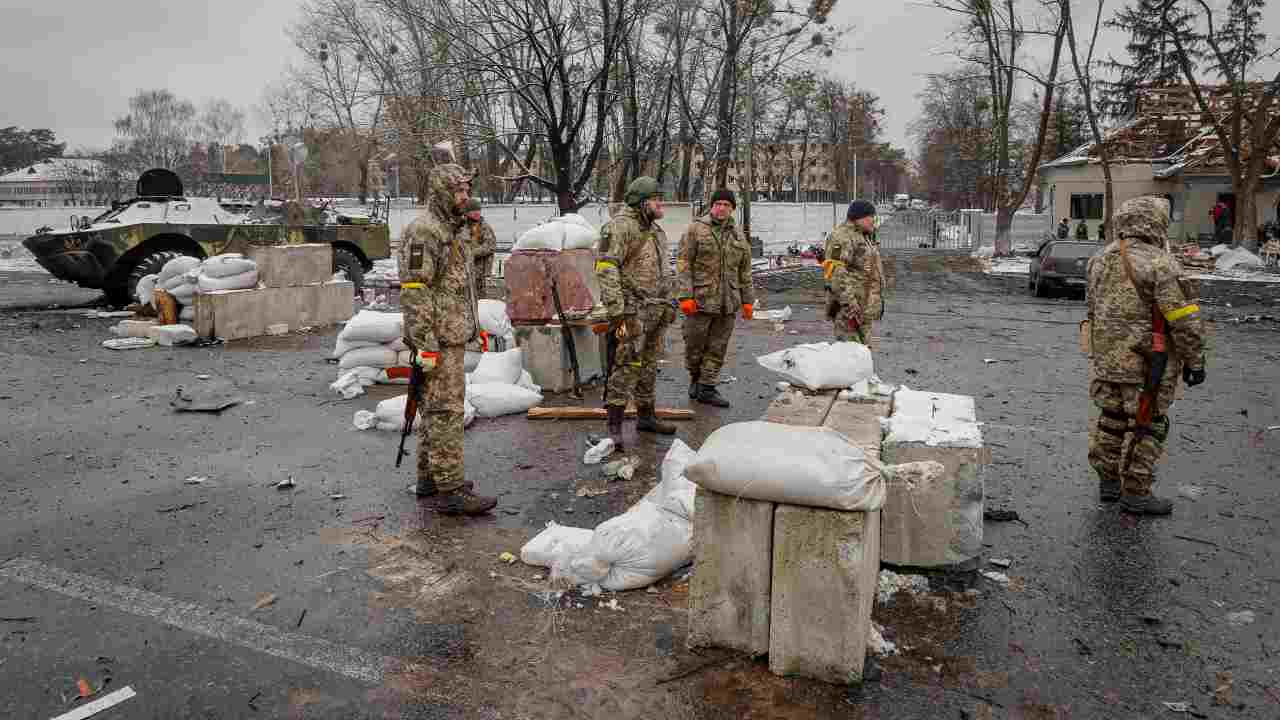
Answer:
[
  {"left": 463, "top": 198, "right": 497, "bottom": 299},
  {"left": 398, "top": 158, "right": 496, "bottom": 516},
  {"left": 677, "top": 189, "right": 754, "bottom": 408},
  {"left": 596, "top": 177, "right": 678, "bottom": 447},
  {"left": 1085, "top": 196, "right": 1206, "bottom": 515},
  {"left": 824, "top": 199, "right": 885, "bottom": 346}
]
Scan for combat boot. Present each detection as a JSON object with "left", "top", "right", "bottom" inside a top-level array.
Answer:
[
  {"left": 636, "top": 404, "right": 676, "bottom": 435},
  {"left": 1098, "top": 479, "right": 1121, "bottom": 502},
  {"left": 688, "top": 371, "right": 700, "bottom": 399},
  {"left": 431, "top": 489, "right": 498, "bottom": 516},
  {"left": 695, "top": 383, "right": 731, "bottom": 408},
  {"left": 1119, "top": 493, "right": 1173, "bottom": 516},
  {"left": 408, "top": 480, "right": 473, "bottom": 497},
  {"left": 607, "top": 405, "right": 626, "bottom": 449}
]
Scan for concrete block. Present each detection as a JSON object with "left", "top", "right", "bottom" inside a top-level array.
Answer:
[
  {"left": 769, "top": 505, "right": 880, "bottom": 685},
  {"left": 764, "top": 389, "right": 837, "bottom": 426},
  {"left": 514, "top": 324, "right": 603, "bottom": 393},
  {"left": 246, "top": 243, "right": 333, "bottom": 287},
  {"left": 687, "top": 488, "right": 775, "bottom": 656},
  {"left": 192, "top": 281, "right": 354, "bottom": 340},
  {"left": 879, "top": 389, "right": 988, "bottom": 568}
]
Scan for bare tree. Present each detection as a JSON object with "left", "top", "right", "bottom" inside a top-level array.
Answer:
[
  {"left": 1164, "top": 0, "right": 1280, "bottom": 251},
  {"left": 112, "top": 89, "right": 198, "bottom": 174},
  {"left": 1060, "top": 0, "right": 1115, "bottom": 239}
]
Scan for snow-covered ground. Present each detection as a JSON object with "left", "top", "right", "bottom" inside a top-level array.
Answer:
[{"left": 978, "top": 251, "right": 1280, "bottom": 284}]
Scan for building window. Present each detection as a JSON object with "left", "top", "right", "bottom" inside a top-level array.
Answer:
[{"left": 1070, "top": 193, "right": 1103, "bottom": 220}]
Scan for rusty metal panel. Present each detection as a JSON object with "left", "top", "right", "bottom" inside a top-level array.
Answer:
[{"left": 504, "top": 248, "right": 599, "bottom": 324}]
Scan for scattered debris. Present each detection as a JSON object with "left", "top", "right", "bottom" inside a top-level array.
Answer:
[
  {"left": 171, "top": 386, "right": 241, "bottom": 413},
  {"left": 498, "top": 552, "right": 517, "bottom": 564},
  {"left": 984, "top": 509, "right": 1025, "bottom": 525},
  {"left": 275, "top": 477, "right": 296, "bottom": 490},
  {"left": 1162, "top": 701, "right": 1191, "bottom": 713},
  {"left": 195, "top": 374, "right": 211, "bottom": 380},
  {"left": 156, "top": 501, "right": 206, "bottom": 514},
  {"left": 328, "top": 493, "right": 346, "bottom": 500},
  {"left": 583, "top": 438, "right": 615, "bottom": 465},
  {"left": 877, "top": 569, "right": 930, "bottom": 604},
  {"left": 266, "top": 323, "right": 289, "bottom": 336},
  {"left": 183, "top": 476, "right": 207, "bottom": 485},
  {"left": 1177, "top": 484, "right": 1206, "bottom": 499},
  {"left": 868, "top": 622, "right": 898, "bottom": 656},
  {"left": 603, "top": 597, "right": 623, "bottom": 611},
  {"left": 719, "top": 376, "right": 738, "bottom": 384},
  {"left": 1213, "top": 671, "right": 1233, "bottom": 706},
  {"left": 248, "top": 691, "right": 262, "bottom": 710},
  {"left": 1225, "top": 610, "right": 1256, "bottom": 626},
  {"left": 49, "top": 686, "right": 136, "bottom": 720},
  {"left": 981, "top": 571, "right": 1010, "bottom": 584},
  {"left": 101, "top": 337, "right": 155, "bottom": 350},
  {"left": 775, "top": 382, "right": 791, "bottom": 392},
  {"left": 251, "top": 593, "right": 277, "bottom": 611},
  {"left": 0, "top": 616, "right": 36, "bottom": 622},
  {"left": 988, "top": 558, "right": 1012, "bottom": 568},
  {"left": 296, "top": 609, "right": 307, "bottom": 628},
  {"left": 78, "top": 677, "right": 96, "bottom": 699},
  {"left": 983, "top": 358, "right": 999, "bottom": 364},
  {"left": 575, "top": 486, "right": 609, "bottom": 498},
  {"left": 603, "top": 456, "right": 639, "bottom": 480}
]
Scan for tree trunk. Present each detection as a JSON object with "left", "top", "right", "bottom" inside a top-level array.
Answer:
[
  {"left": 677, "top": 122, "right": 692, "bottom": 202},
  {"left": 1234, "top": 176, "right": 1257, "bottom": 251}
]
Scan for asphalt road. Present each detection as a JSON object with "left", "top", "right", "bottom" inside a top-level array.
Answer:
[{"left": 1, "top": 254, "right": 1277, "bottom": 719}]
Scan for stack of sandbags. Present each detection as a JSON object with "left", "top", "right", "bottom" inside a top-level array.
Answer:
[
  {"left": 196, "top": 254, "right": 259, "bottom": 293},
  {"left": 156, "top": 256, "right": 202, "bottom": 308},
  {"left": 352, "top": 392, "right": 478, "bottom": 432},
  {"left": 512, "top": 213, "right": 599, "bottom": 251},
  {"left": 529, "top": 441, "right": 699, "bottom": 592},
  {"left": 329, "top": 310, "right": 409, "bottom": 398},
  {"left": 465, "top": 347, "right": 545, "bottom": 418}
]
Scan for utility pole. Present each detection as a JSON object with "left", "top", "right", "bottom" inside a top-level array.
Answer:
[{"left": 742, "top": 48, "right": 754, "bottom": 247}]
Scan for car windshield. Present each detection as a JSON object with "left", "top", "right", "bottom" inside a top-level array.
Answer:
[{"left": 1052, "top": 243, "right": 1097, "bottom": 259}]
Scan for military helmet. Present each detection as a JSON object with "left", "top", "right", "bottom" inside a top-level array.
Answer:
[
  {"left": 624, "top": 176, "right": 661, "bottom": 207},
  {"left": 1113, "top": 196, "right": 1170, "bottom": 246}
]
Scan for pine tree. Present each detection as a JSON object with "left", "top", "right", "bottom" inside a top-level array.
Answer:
[
  {"left": 1101, "top": 0, "right": 1203, "bottom": 119},
  {"left": 1217, "top": 0, "right": 1266, "bottom": 83}
]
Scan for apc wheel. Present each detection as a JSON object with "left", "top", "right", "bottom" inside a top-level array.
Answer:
[
  {"left": 110, "top": 250, "right": 188, "bottom": 307},
  {"left": 333, "top": 247, "right": 366, "bottom": 295},
  {"left": 1033, "top": 273, "right": 1047, "bottom": 298}
]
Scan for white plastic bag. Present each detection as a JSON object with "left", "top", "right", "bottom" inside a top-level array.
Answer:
[
  {"left": 477, "top": 299, "right": 514, "bottom": 337},
  {"left": 753, "top": 305, "right": 792, "bottom": 322},
  {"left": 148, "top": 324, "right": 197, "bottom": 346},
  {"left": 338, "top": 346, "right": 400, "bottom": 370},
  {"left": 136, "top": 274, "right": 159, "bottom": 307},
  {"left": 197, "top": 268, "right": 258, "bottom": 293},
  {"left": 590, "top": 502, "right": 693, "bottom": 591},
  {"left": 353, "top": 409, "right": 377, "bottom": 430},
  {"left": 158, "top": 255, "right": 201, "bottom": 284},
  {"left": 520, "top": 521, "right": 594, "bottom": 567},
  {"left": 199, "top": 254, "right": 257, "bottom": 279},
  {"left": 657, "top": 439, "right": 698, "bottom": 521},
  {"left": 583, "top": 438, "right": 615, "bottom": 464},
  {"left": 516, "top": 370, "right": 542, "bottom": 395},
  {"left": 756, "top": 341, "right": 874, "bottom": 390},
  {"left": 1216, "top": 247, "right": 1264, "bottom": 272},
  {"left": 466, "top": 382, "right": 542, "bottom": 418},
  {"left": 338, "top": 310, "right": 403, "bottom": 344},
  {"left": 374, "top": 394, "right": 408, "bottom": 430},
  {"left": 685, "top": 421, "right": 885, "bottom": 511},
  {"left": 470, "top": 348, "right": 523, "bottom": 385}
]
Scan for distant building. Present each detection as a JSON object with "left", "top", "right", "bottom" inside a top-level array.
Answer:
[{"left": 0, "top": 158, "right": 120, "bottom": 207}]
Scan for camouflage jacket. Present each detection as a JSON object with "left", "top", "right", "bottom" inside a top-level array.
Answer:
[
  {"left": 1086, "top": 239, "right": 1205, "bottom": 383},
  {"left": 467, "top": 219, "right": 497, "bottom": 261},
  {"left": 398, "top": 169, "right": 479, "bottom": 349},
  {"left": 595, "top": 205, "right": 672, "bottom": 318},
  {"left": 827, "top": 223, "right": 885, "bottom": 321},
  {"left": 676, "top": 215, "right": 754, "bottom": 314}
]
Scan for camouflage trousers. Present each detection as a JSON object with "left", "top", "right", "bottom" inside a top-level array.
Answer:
[
  {"left": 473, "top": 256, "right": 493, "bottom": 300},
  {"left": 416, "top": 345, "right": 467, "bottom": 494},
  {"left": 606, "top": 306, "right": 673, "bottom": 409},
  {"left": 683, "top": 312, "right": 736, "bottom": 385},
  {"left": 1088, "top": 378, "right": 1178, "bottom": 495},
  {"left": 833, "top": 317, "right": 879, "bottom": 351}
]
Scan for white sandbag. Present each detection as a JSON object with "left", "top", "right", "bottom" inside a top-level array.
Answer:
[
  {"left": 178, "top": 305, "right": 194, "bottom": 321},
  {"left": 338, "top": 346, "right": 400, "bottom": 370},
  {"left": 513, "top": 222, "right": 566, "bottom": 251},
  {"left": 161, "top": 272, "right": 192, "bottom": 291},
  {"left": 353, "top": 409, "right": 377, "bottom": 430},
  {"left": 338, "top": 310, "right": 403, "bottom": 344},
  {"left": 197, "top": 268, "right": 259, "bottom": 293},
  {"left": 477, "top": 299, "right": 514, "bottom": 337},
  {"left": 756, "top": 341, "right": 874, "bottom": 390},
  {"left": 753, "top": 305, "right": 792, "bottom": 322},
  {"left": 199, "top": 253, "right": 256, "bottom": 279},
  {"left": 561, "top": 222, "right": 598, "bottom": 250},
  {"left": 331, "top": 366, "right": 383, "bottom": 398},
  {"left": 168, "top": 283, "right": 196, "bottom": 303},
  {"left": 590, "top": 501, "right": 693, "bottom": 591},
  {"left": 396, "top": 350, "right": 412, "bottom": 367},
  {"left": 1209, "top": 243, "right": 1230, "bottom": 257},
  {"left": 467, "top": 382, "right": 542, "bottom": 418},
  {"left": 470, "top": 348, "right": 524, "bottom": 385},
  {"left": 685, "top": 421, "right": 885, "bottom": 511},
  {"left": 657, "top": 439, "right": 698, "bottom": 521},
  {"left": 520, "top": 521, "right": 594, "bottom": 567},
  {"left": 375, "top": 394, "right": 408, "bottom": 429},
  {"left": 464, "top": 398, "right": 476, "bottom": 428},
  {"left": 1216, "top": 247, "right": 1264, "bottom": 272},
  {"left": 559, "top": 213, "right": 593, "bottom": 229},
  {"left": 148, "top": 324, "right": 197, "bottom": 346},
  {"left": 464, "top": 351, "right": 482, "bottom": 373},
  {"left": 136, "top": 274, "right": 159, "bottom": 307},
  {"left": 330, "top": 337, "right": 381, "bottom": 359},
  {"left": 110, "top": 319, "right": 157, "bottom": 338},
  {"left": 158, "top": 255, "right": 201, "bottom": 284},
  {"left": 516, "top": 370, "right": 542, "bottom": 395}
]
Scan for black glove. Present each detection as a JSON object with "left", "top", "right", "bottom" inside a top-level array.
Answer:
[{"left": 1182, "top": 365, "right": 1205, "bottom": 387}]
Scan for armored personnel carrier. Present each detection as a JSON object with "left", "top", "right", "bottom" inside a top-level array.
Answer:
[{"left": 23, "top": 168, "right": 390, "bottom": 305}]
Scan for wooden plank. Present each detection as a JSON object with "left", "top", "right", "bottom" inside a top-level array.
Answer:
[
  {"left": 764, "top": 390, "right": 838, "bottom": 427},
  {"left": 527, "top": 405, "right": 695, "bottom": 420}
]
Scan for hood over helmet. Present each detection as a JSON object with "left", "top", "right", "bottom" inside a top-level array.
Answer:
[
  {"left": 1112, "top": 196, "right": 1170, "bottom": 247},
  {"left": 429, "top": 163, "right": 474, "bottom": 220}
]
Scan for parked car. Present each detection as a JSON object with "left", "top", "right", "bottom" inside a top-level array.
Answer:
[{"left": 1029, "top": 240, "right": 1099, "bottom": 297}]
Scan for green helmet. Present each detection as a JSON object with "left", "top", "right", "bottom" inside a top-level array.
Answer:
[
  {"left": 1113, "top": 196, "right": 1170, "bottom": 246},
  {"left": 624, "top": 176, "right": 661, "bottom": 207}
]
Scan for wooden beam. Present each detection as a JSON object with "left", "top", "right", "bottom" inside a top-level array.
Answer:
[{"left": 527, "top": 405, "right": 696, "bottom": 420}]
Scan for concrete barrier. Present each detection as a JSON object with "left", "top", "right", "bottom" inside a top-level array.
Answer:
[
  {"left": 246, "top": 243, "right": 333, "bottom": 287},
  {"left": 193, "top": 281, "right": 354, "bottom": 340},
  {"left": 513, "top": 324, "right": 604, "bottom": 393},
  {"left": 686, "top": 489, "right": 775, "bottom": 656}
]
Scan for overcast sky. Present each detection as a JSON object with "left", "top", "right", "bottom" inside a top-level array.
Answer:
[{"left": 1, "top": 0, "right": 1275, "bottom": 159}]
